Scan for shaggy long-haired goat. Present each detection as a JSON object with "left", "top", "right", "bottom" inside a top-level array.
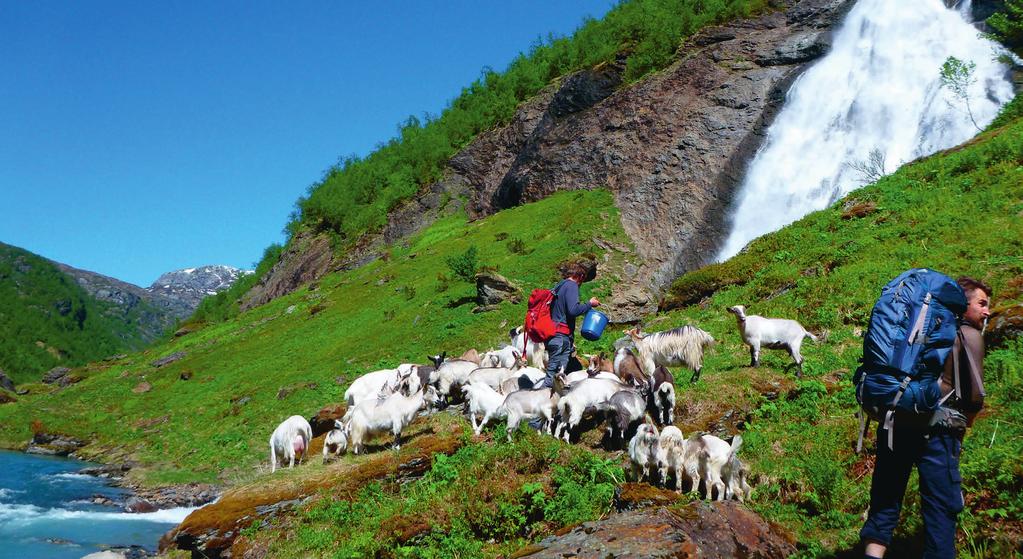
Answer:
[{"left": 625, "top": 325, "right": 715, "bottom": 383}]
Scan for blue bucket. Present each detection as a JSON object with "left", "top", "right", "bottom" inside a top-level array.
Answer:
[{"left": 580, "top": 309, "right": 609, "bottom": 341}]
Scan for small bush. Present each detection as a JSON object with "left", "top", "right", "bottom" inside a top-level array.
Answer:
[
  {"left": 507, "top": 238, "right": 530, "bottom": 255},
  {"left": 435, "top": 272, "right": 450, "bottom": 292},
  {"left": 446, "top": 246, "right": 479, "bottom": 282},
  {"left": 399, "top": 285, "right": 417, "bottom": 300}
]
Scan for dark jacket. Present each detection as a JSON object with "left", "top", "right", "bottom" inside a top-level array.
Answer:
[{"left": 550, "top": 279, "right": 592, "bottom": 336}]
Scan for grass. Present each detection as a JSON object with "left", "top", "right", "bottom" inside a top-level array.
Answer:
[
  {"left": 0, "top": 189, "right": 635, "bottom": 488},
  {"left": 6, "top": 105, "right": 1023, "bottom": 558}
]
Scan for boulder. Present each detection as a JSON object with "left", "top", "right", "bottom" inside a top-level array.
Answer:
[
  {"left": 514, "top": 503, "right": 797, "bottom": 558},
  {"left": 124, "top": 496, "right": 157, "bottom": 513},
  {"left": 151, "top": 351, "right": 186, "bottom": 368},
  {"left": 41, "top": 367, "right": 71, "bottom": 385},
  {"left": 986, "top": 303, "right": 1023, "bottom": 349},
  {"left": 0, "top": 369, "right": 15, "bottom": 392},
  {"left": 0, "top": 391, "right": 15, "bottom": 404},
  {"left": 308, "top": 403, "right": 347, "bottom": 437},
  {"left": 475, "top": 272, "right": 522, "bottom": 307},
  {"left": 132, "top": 382, "right": 152, "bottom": 394},
  {"left": 25, "top": 432, "right": 86, "bottom": 456}
]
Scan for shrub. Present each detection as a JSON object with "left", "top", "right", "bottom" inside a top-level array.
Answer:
[{"left": 446, "top": 246, "right": 480, "bottom": 282}]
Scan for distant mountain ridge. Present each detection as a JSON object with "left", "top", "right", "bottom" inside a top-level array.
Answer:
[{"left": 0, "top": 242, "right": 249, "bottom": 381}]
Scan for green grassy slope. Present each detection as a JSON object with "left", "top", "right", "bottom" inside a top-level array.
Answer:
[
  {"left": 0, "top": 190, "right": 634, "bottom": 485},
  {"left": 0, "top": 242, "right": 167, "bottom": 383},
  {"left": 204, "top": 108, "right": 1023, "bottom": 558},
  {"left": 6, "top": 119, "right": 1023, "bottom": 557}
]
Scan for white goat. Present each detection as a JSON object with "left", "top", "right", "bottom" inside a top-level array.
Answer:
[
  {"left": 722, "top": 453, "right": 753, "bottom": 502},
  {"left": 510, "top": 326, "right": 546, "bottom": 369},
  {"left": 347, "top": 385, "right": 440, "bottom": 454},
  {"left": 500, "top": 388, "right": 561, "bottom": 440},
  {"left": 627, "top": 423, "right": 660, "bottom": 483},
  {"left": 434, "top": 359, "right": 481, "bottom": 402},
  {"left": 467, "top": 366, "right": 519, "bottom": 392},
  {"left": 461, "top": 382, "right": 507, "bottom": 435},
  {"left": 727, "top": 305, "right": 817, "bottom": 378},
  {"left": 269, "top": 415, "right": 313, "bottom": 473},
  {"left": 498, "top": 367, "right": 547, "bottom": 394},
  {"left": 480, "top": 345, "right": 523, "bottom": 369},
  {"left": 689, "top": 434, "right": 744, "bottom": 501},
  {"left": 626, "top": 325, "right": 715, "bottom": 383},
  {"left": 322, "top": 420, "right": 348, "bottom": 463},
  {"left": 657, "top": 426, "right": 693, "bottom": 492},
  {"left": 344, "top": 364, "right": 418, "bottom": 406},
  {"left": 555, "top": 377, "right": 624, "bottom": 442}
]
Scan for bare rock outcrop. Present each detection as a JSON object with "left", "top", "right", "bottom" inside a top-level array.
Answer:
[
  {"left": 240, "top": 231, "right": 334, "bottom": 311},
  {"left": 242, "top": 0, "right": 854, "bottom": 314},
  {"left": 514, "top": 503, "right": 797, "bottom": 559},
  {"left": 458, "top": 0, "right": 854, "bottom": 296}
]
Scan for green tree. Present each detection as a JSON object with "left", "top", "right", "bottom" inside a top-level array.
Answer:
[
  {"left": 987, "top": 0, "right": 1023, "bottom": 55},
  {"left": 940, "top": 56, "right": 981, "bottom": 131}
]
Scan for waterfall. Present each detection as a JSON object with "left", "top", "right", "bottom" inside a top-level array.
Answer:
[{"left": 716, "top": 0, "right": 1014, "bottom": 260}]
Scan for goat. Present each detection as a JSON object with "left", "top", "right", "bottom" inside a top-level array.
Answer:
[
  {"left": 722, "top": 453, "right": 753, "bottom": 502},
  {"left": 510, "top": 326, "right": 546, "bottom": 369},
  {"left": 434, "top": 359, "right": 481, "bottom": 402},
  {"left": 657, "top": 426, "right": 693, "bottom": 492},
  {"left": 554, "top": 377, "right": 624, "bottom": 442},
  {"left": 347, "top": 384, "right": 440, "bottom": 454},
  {"left": 625, "top": 325, "right": 715, "bottom": 382},
  {"left": 459, "top": 348, "right": 481, "bottom": 365},
  {"left": 269, "top": 415, "right": 313, "bottom": 473},
  {"left": 500, "top": 388, "right": 561, "bottom": 440},
  {"left": 689, "top": 434, "right": 743, "bottom": 501},
  {"left": 627, "top": 423, "right": 660, "bottom": 483},
  {"left": 648, "top": 365, "right": 676, "bottom": 425},
  {"left": 564, "top": 367, "right": 619, "bottom": 385},
  {"left": 498, "top": 367, "right": 547, "bottom": 395},
  {"left": 480, "top": 345, "right": 523, "bottom": 369},
  {"left": 606, "top": 389, "right": 646, "bottom": 447},
  {"left": 417, "top": 352, "right": 446, "bottom": 388},
  {"left": 322, "top": 420, "right": 348, "bottom": 463},
  {"left": 461, "top": 382, "right": 507, "bottom": 435},
  {"left": 611, "top": 348, "right": 650, "bottom": 391},
  {"left": 467, "top": 366, "right": 520, "bottom": 392},
  {"left": 727, "top": 305, "right": 817, "bottom": 378},
  {"left": 344, "top": 364, "right": 419, "bottom": 406}
]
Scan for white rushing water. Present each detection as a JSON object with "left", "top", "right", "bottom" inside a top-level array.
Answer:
[{"left": 717, "top": 0, "right": 1014, "bottom": 259}]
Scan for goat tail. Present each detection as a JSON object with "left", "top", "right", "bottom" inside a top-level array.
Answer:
[
  {"left": 805, "top": 330, "right": 819, "bottom": 343},
  {"left": 729, "top": 434, "right": 744, "bottom": 458}
]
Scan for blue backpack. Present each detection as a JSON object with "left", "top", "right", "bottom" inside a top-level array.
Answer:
[{"left": 854, "top": 269, "right": 967, "bottom": 451}]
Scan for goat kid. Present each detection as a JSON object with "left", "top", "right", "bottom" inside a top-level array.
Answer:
[
  {"left": 628, "top": 423, "right": 661, "bottom": 483},
  {"left": 727, "top": 305, "right": 817, "bottom": 377},
  {"left": 322, "top": 420, "right": 348, "bottom": 464}
]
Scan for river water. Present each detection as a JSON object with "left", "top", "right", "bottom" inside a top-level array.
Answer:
[
  {"left": 0, "top": 450, "right": 193, "bottom": 559},
  {"left": 717, "top": 0, "right": 1015, "bottom": 259}
]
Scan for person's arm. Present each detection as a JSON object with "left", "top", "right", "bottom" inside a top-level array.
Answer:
[{"left": 562, "top": 281, "right": 592, "bottom": 318}]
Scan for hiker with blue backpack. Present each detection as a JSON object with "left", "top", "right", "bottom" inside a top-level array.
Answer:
[{"left": 856, "top": 271, "right": 992, "bottom": 559}]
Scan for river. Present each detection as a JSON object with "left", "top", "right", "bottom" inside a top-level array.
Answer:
[{"left": 0, "top": 450, "right": 193, "bottom": 559}]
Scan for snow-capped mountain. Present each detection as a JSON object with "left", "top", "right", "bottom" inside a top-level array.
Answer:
[{"left": 147, "top": 265, "right": 252, "bottom": 311}]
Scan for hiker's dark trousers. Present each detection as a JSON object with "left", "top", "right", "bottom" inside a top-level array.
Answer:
[
  {"left": 860, "top": 422, "right": 964, "bottom": 559},
  {"left": 543, "top": 334, "right": 572, "bottom": 388}
]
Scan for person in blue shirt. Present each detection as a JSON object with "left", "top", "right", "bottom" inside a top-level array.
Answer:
[{"left": 543, "top": 263, "right": 600, "bottom": 388}]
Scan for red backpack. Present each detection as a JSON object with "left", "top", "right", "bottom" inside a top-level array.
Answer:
[{"left": 524, "top": 282, "right": 569, "bottom": 346}]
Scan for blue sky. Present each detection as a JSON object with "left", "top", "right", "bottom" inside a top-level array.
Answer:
[{"left": 0, "top": 1, "right": 615, "bottom": 287}]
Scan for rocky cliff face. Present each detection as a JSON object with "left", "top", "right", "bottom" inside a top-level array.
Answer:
[
  {"left": 455, "top": 0, "right": 855, "bottom": 299},
  {"left": 247, "top": 0, "right": 854, "bottom": 316},
  {"left": 148, "top": 265, "right": 251, "bottom": 313}
]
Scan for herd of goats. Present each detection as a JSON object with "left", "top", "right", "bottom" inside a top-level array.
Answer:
[{"left": 268, "top": 304, "right": 819, "bottom": 502}]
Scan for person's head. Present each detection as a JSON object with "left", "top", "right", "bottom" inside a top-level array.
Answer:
[
  {"left": 563, "top": 263, "right": 587, "bottom": 284},
  {"left": 957, "top": 276, "right": 992, "bottom": 329}
]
